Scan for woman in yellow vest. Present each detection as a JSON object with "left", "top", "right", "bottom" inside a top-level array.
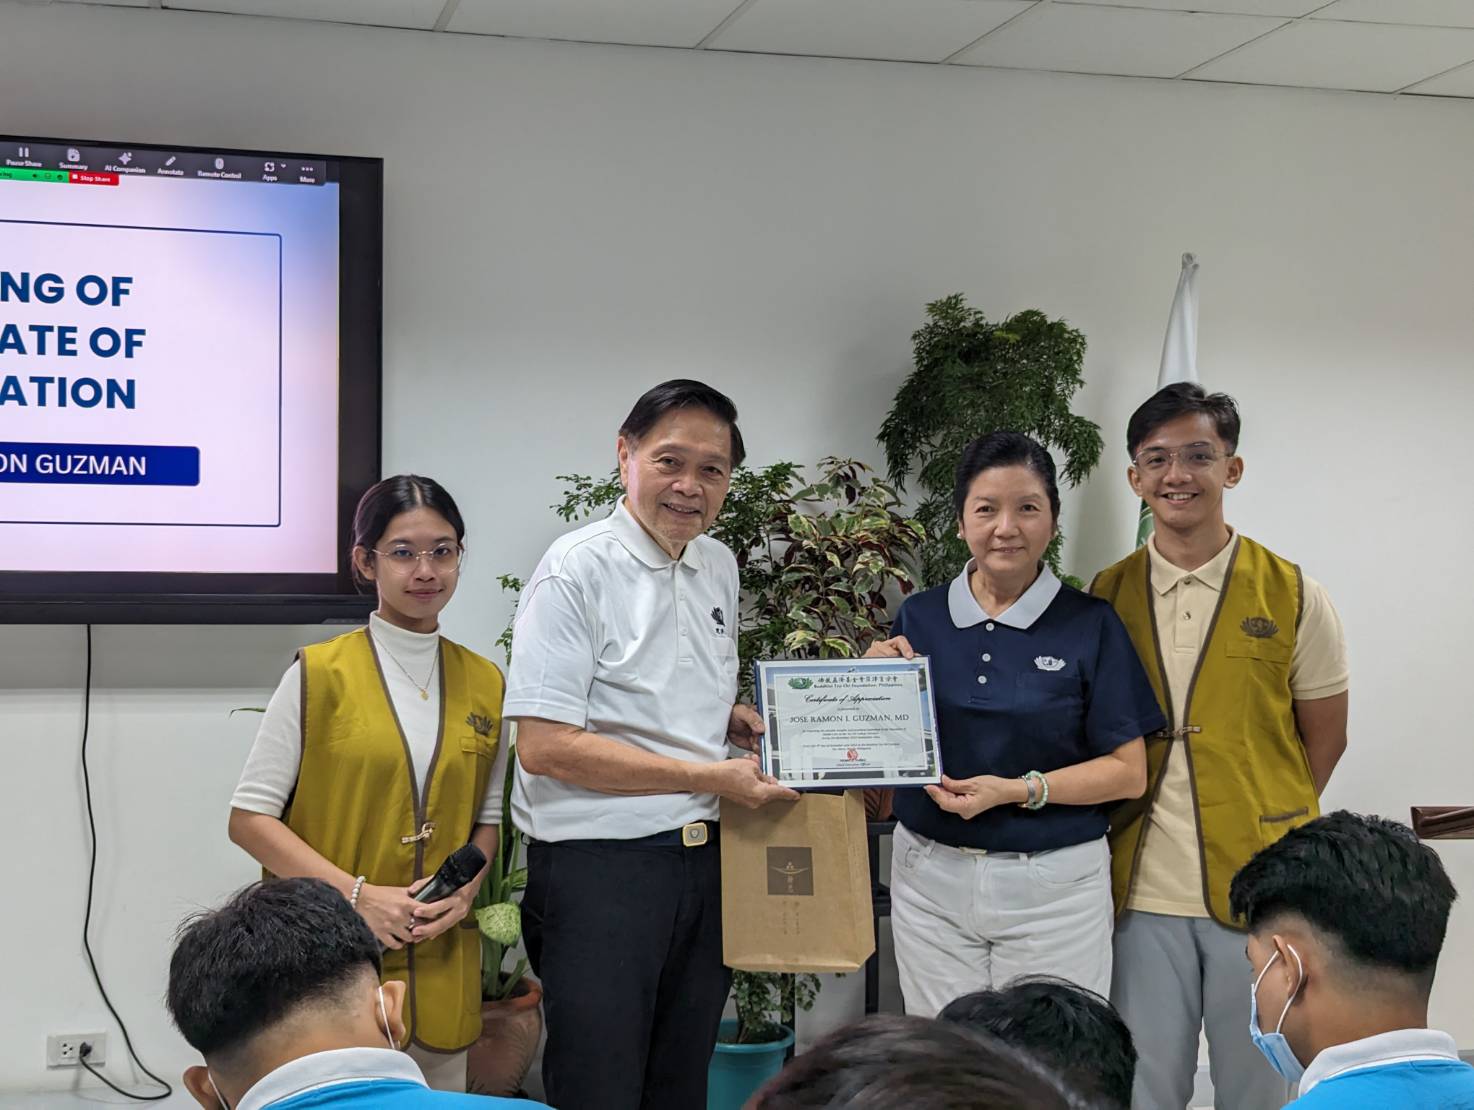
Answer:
[{"left": 228, "top": 475, "right": 506, "bottom": 1093}]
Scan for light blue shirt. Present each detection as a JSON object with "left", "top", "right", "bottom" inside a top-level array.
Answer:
[
  {"left": 236, "top": 1047, "right": 546, "bottom": 1110},
  {"left": 1292, "top": 1029, "right": 1474, "bottom": 1109}
]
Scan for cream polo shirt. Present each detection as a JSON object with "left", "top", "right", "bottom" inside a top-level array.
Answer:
[
  {"left": 1127, "top": 531, "right": 1349, "bottom": 917},
  {"left": 505, "top": 499, "right": 740, "bottom": 842}
]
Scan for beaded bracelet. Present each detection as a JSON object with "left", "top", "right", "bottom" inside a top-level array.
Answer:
[
  {"left": 1020, "top": 773, "right": 1038, "bottom": 808},
  {"left": 1021, "top": 770, "right": 1050, "bottom": 811},
  {"left": 349, "top": 875, "right": 367, "bottom": 909}
]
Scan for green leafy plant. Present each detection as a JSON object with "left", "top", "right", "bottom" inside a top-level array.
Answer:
[
  {"left": 731, "top": 966, "right": 821, "bottom": 1046},
  {"left": 508, "top": 456, "right": 923, "bottom": 1043},
  {"left": 878, "top": 294, "right": 1103, "bottom": 588},
  {"left": 472, "top": 735, "right": 529, "bottom": 1001}
]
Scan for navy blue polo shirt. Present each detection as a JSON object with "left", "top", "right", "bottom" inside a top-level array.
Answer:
[{"left": 890, "top": 563, "right": 1165, "bottom": 853}]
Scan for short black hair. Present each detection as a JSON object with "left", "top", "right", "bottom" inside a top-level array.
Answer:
[
  {"left": 940, "top": 977, "right": 1136, "bottom": 1109},
  {"left": 350, "top": 474, "right": 466, "bottom": 588},
  {"left": 952, "top": 431, "right": 1060, "bottom": 524},
  {"left": 750, "top": 1014, "right": 1082, "bottom": 1109},
  {"left": 166, "top": 879, "right": 383, "bottom": 1066},
  {"left": 1126, "top": 382, "right": 1241, "bottom": 459},
  {"left": 618, "top": 379, "right": 746, "bottom": 468},
  {"left": 1229, "top": 811, "right": 1458, "bottom": 993}
]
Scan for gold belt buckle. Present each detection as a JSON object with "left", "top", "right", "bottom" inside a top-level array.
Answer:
[{"left": 681, "top": 821, "right": 709, "bottom": 848}]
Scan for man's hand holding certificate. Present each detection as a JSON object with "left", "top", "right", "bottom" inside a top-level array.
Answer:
[{"left": 753, "top": 658, "right": 943, "bottom": 789}]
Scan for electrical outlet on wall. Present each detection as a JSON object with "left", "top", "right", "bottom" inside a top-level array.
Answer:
[{"left": 47, "top": 1033, "right": 107, "bottom": 1067}]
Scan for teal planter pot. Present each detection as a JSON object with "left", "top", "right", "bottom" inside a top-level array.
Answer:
[{"left": 707, "top": 1019, "right": 794, "bottom": 1110}]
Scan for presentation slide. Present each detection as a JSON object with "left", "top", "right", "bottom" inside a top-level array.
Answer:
[{"left": 0, "top": 142, "right": 341, "bottom": 575}]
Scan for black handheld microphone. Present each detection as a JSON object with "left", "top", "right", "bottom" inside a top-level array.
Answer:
[{"left": 412, "top": 844, "right": 487, "bottom": 903}]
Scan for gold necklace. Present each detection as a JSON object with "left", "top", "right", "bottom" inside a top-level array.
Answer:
[{"left": 375, "top": 635, "right": 439, "bottom": 701}]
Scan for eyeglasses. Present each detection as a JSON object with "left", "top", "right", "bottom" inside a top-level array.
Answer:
[
  {"left": 371, "top": 544, "right": 464, "bottom": 571},
  {"left": 1131, "top": 445, "right": 1231, "bottom": 473}
]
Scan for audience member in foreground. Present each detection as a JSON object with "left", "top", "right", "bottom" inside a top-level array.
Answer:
[
  {"left": 1229, "top": 811, "right": 1474, "bottom": 1108},
  {"left": 747, "top": 1013, "right": 1087, "bottom": 1109},
  {"left": 940, "top": 975, "right": 1136, "bottom": 1109},
  {"left": 166, "top": 878, "right": 543, "bottom": 1109}
]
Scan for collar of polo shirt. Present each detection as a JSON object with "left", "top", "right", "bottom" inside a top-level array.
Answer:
[
  {"left": 1146, "top": 528, "right": 1238, "bottom": 596},
  {"left": 947, "top": 560, "right": 1061, "bottom": 630},
  {"left": 610, "top": 497, "right": 706, "bottom": 571}
]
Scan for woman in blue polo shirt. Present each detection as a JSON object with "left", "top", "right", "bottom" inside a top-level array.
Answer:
[{"left": 867, "top": 431, "right": 1164, "bottom": 1016}]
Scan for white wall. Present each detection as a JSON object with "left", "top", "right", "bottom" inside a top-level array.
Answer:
[{"left": 3, "top": 0, "right": 1474, "bottom": 1095}]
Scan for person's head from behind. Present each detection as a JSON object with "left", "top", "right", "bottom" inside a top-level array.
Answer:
[
  {"left": 1228, "top": 811, "right": 1458, "bottom": 1082},
  {"left": 952, "top": 431, "right": 1061, "bottom": 584},
  {"left": 939, "top": 976, "right": 1136, "bottom": 1109},
  {"left": 747, "top": 1013, "right": 1083, "bottom": 1109},
  {"left": 617, "top": 379, "right": 745, "bottom": 559},
  {"left": 1125, "top": 383, "right": 1244, "bottom": 537},
  {"left": 350, "top": 474, "right": 467, "bottom": 633},
  {"left": 167, "top": 878, "right": 402, "bottom": 1109}
]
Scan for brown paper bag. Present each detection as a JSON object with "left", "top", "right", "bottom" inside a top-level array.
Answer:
[{"left": 721, "top": 791, "right": 875, "bottom": 973}]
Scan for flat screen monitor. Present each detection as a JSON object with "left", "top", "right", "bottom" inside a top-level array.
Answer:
[{"left": 0, "top": 134, "right": 381, "bottom": 623}]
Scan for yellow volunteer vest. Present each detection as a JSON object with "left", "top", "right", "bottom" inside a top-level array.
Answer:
[
  {"left": 284, "top": 626, "right": 503, "bottom": 1051},
  {"left": 1090, "top": 536, "right": 1316, "bottom": 927}
]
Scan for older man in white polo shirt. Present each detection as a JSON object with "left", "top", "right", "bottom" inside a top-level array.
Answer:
[{"left": 505, "top": 379, "right": 798, "bottom": 1110}]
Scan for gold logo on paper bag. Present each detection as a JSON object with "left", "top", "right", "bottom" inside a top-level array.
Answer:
[{"left": 767, "top": 848, "right": 814, "bottom": 896}]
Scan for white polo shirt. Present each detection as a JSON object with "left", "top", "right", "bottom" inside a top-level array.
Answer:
[{"left": 506, "top": 499, "right": 740, "bottom": 841}]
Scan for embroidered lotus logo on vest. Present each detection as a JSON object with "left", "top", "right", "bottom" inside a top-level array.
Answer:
[
  {"left": 1034, "top": 656, "right": 1066, "bottom": 672},
  {"left": 465, "top": 712, "right": 495, "bottom": 738},
  {"left": 1240, "top": 616, "right": 1280, "bottom": 639}
]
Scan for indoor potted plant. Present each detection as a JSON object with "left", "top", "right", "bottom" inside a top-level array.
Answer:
[
  {"left": 878, "top": 294, "right": 1101, "bottom": 587},
  {"left": 466, "top": 737, "right": 543, "bottom": 1097},
  {"left": 707, "top": 970, "right": 821, "bottom": 1109}
]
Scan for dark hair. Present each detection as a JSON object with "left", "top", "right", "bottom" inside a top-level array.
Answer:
[
  {"left": 618, "top": 379, "right": 746, "bottom": 468},
  {"left": 750, "top": 1014, "right": 1082, "bottom": 1109},
  {"left": 1229, "top": 811, "right": 1458, "bottom": 992},
  {"left": 350, "top": 474, "right": 466, "bottom": 589},
  {"left": 1125, "top": 383, "right": 1241, "bottom": 459},
  {"left": 940, "top": 977, "right": 1136, "bottom": 1110},
  {"left": 952, "top": 431, "right": 1061, "bottom": 524},
  {"left": 166, "top": 878, "right": 383, "bottom": 1066}
]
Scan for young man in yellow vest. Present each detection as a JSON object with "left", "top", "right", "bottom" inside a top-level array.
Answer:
[{"left": 1090, "top": 383, "right": 1349, "bottom": 1110}]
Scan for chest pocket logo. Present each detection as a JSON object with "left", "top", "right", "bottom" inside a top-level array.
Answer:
[
  {"left": 1241, "top": 616, "right": 1280, "bottom": 639},
  {"left": 1034, "top": 656, "right": 1066, "bottom": 672}
]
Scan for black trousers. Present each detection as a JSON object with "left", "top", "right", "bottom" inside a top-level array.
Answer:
[{"left": 523, "top": 829, "right": 731, "bottom": 1110}]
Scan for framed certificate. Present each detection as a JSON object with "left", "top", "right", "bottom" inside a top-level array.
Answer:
[{"left": 754, "top": 657, "right": 942, "bottom": 790}]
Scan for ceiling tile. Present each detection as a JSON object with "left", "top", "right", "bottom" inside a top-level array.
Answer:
[
  {"left": 1061, "top": 0, "right": 1322, "bottom": 16},
  {"left": 1312, "top": 0, "right": 1474, "bottom": 28},
  {"left": 1189, "top": 18, "right": 1474, "bottom": 91},
  {"left": 1404, "top": 62, "right": 1474, "bottom": 95},
  {"left": 954, "top": 4, "right": 1283, "bottom": 78},
  {"left": 448, "top": 0, "right": 742, "bottom": 49},
  {"left": 709, "top": 0, "right": 1032, "bottom": 64},
  {"left": 162, "top": 0, "right": 446, "bottom": 29}
]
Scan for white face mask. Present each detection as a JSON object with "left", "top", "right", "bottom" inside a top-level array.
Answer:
[{"left": 205, "top": 985, "right": 396, "bottom": 1108}]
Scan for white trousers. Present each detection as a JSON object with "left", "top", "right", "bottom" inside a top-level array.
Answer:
[
  {"left": 889, "top": 823, "right": 1114, "bottom": 1017},
  {"left": 404, "top": 1044, "right": 468, "bottom": 1092}
]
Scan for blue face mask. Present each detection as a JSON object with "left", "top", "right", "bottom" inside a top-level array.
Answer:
[{"left": 1249, "top": 945, "right": 1305, "bottom": 1083}]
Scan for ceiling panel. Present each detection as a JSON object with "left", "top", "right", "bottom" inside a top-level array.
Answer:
[
  {"left": 162, "top": 0, "right": 446, "bottom": 29},
  {"left": 1405, "top": 61, "right": 1474, "bottom": 95},
  {"left": 1189, "top": 18, "right": 1474, "bottom": 91},
  {"left": 709, "top": 0, "right": 1032, "bottom": 64},
  {"left": 54, "top": 0, "right": 153, "bottom": 8},
  {"left": 955, "top": 4, "right": 1283, "bottom": 78},
  {"left": 1061, "top": 0, "right": 1323, "bottom": 16},
  {"left": 448, "top": 0, "right": 742, "bottom": 49},
  {"left": 1312, "top": 0, "right": 1474, "bottom": 28}
]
